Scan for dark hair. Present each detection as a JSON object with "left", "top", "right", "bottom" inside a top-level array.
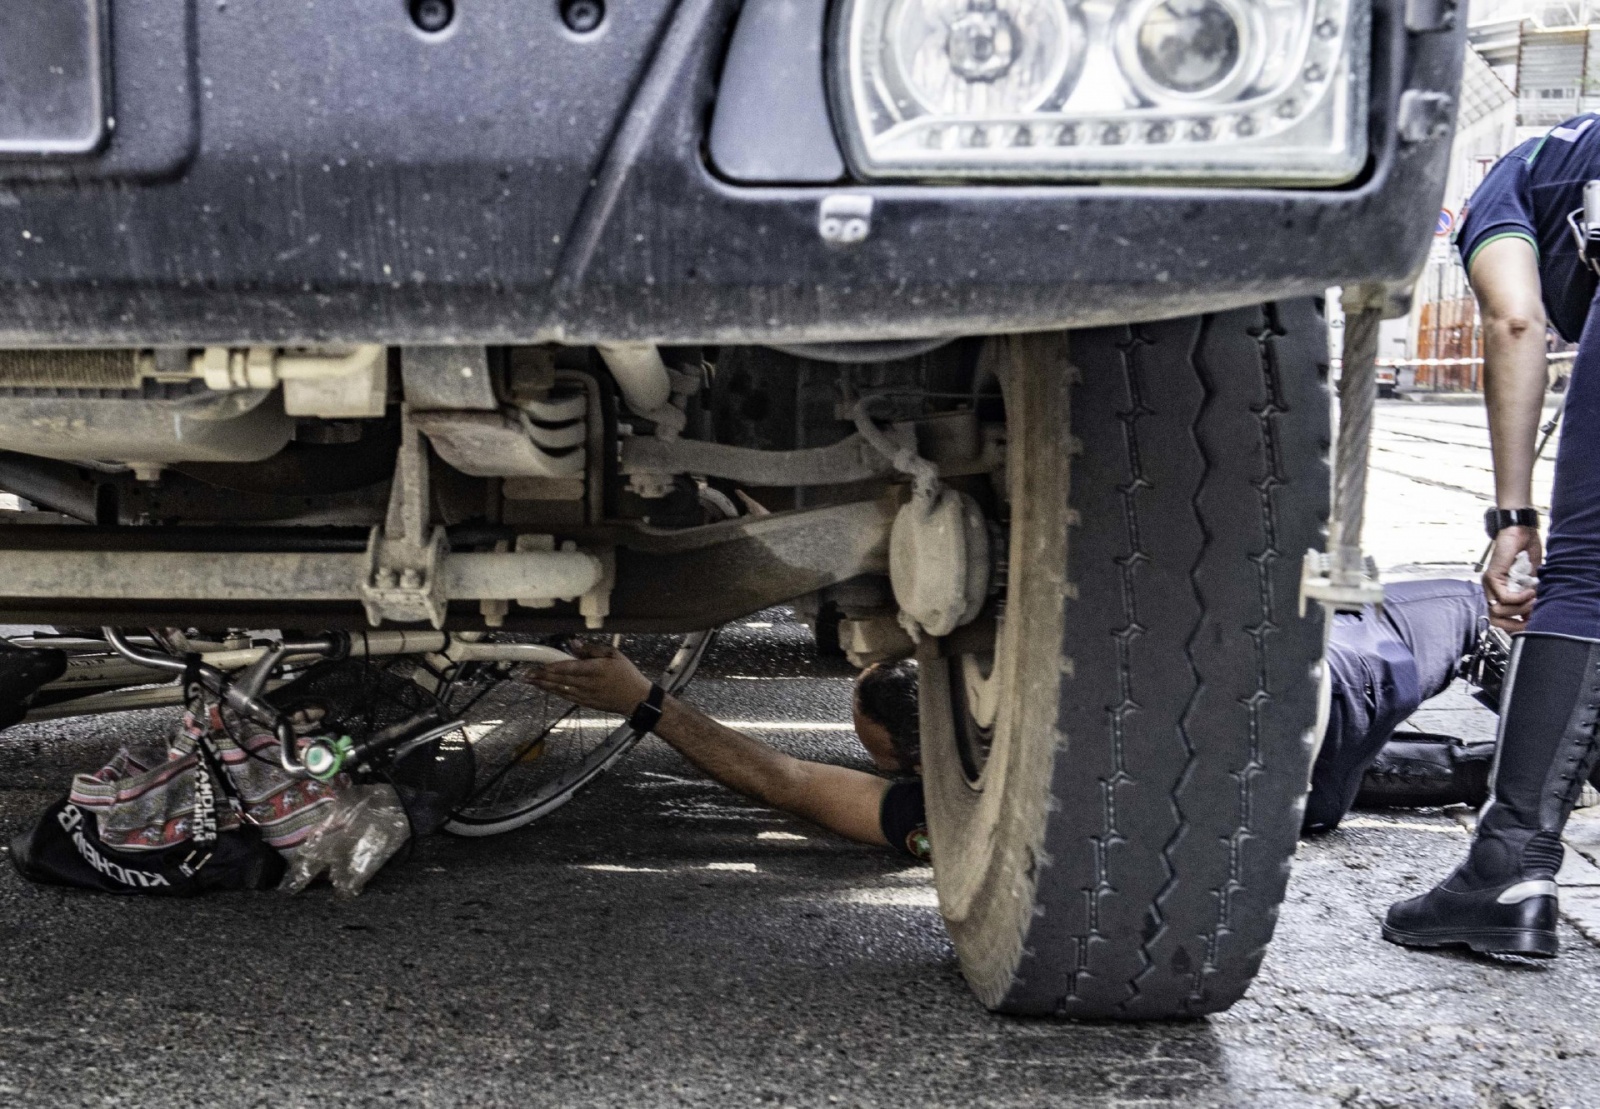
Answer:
[{"left": 856, "top": 659, "right": 920, "bottom": 770}]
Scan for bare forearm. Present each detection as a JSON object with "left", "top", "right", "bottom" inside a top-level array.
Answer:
[
  {"left": 650, "top": 697, "right": 891, "bottom": 845},
  {"left": 653, "top": 696, "right": 803, "bottom": 808},
  {"left": 1470, "top": 239, "right": 1549, "bottom": 511},
  {"left": 521, "top": 647, "right": 888, "bottom": 844},
  {"left": 1484, "top": 326, "right": 1547, "bottom": 508}
]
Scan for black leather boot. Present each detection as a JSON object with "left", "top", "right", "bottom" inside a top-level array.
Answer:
[
  {"left": 1356, "top": 733, "right": 1496, "bottom": 810},
  {"left": 0, "top": 640, "right": 67, "bottom": 732},
  {"left": 1384, "top": 633, "right": 1600, "bottom": 958}
]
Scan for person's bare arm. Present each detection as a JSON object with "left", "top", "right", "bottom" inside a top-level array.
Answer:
[
  {"left": 1469, "top": 235, "right": 1547, "bottom": 629},
  {"left": 521, "top": 643, "right": 891, "bottom": 846},
  {"left": 650, "top": 697, "right": 891, "bottom": 845}
]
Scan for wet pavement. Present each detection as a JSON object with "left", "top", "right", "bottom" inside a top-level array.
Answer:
[{"left": 2, "top": 400, "right": 1599, "bottom": 1107}]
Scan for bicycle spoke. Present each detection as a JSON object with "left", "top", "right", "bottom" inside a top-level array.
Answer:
[
  {"left": 465, "top": 698, "right": 579, "bottom": 807},
  {"left": 443, "top": 628, "right": 713, "bottom": 835}
]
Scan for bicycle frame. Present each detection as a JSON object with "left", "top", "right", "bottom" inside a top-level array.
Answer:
[{"left": 11, "top": 628, "right": 573, "bottom": 777}]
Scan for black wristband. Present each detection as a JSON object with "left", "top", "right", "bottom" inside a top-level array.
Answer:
[
  {"left": 1485, "top": 507, "right": 1540, "bottom": 539},
  {"left": 626, "top": 683, "right": 667, "bottom": 735}
]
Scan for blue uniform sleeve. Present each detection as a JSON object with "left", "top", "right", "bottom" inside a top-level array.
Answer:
[
  {"left": 879, "top": 779, "right": 930, "bottom": 862},
  {"left": 1456, "top": 148, "right": 1539, "bottom": 273}
]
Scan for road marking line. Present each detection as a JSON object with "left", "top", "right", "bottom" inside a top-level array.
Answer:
[
  {"left": 837, "top": 887, "right": 938, "bottom": 907},
  {"left": 578, "top": 864, "right": 667, "bottom": 874},
  {"left": 1338, "top": 816, "right": 1465, "bottom": 834},
  {"left": 574, "top": 861, "right": 762, "bottom": 875}
]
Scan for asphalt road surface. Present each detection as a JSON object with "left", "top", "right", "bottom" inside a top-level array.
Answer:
[{"left": 4, "top": 399, "right": 1600, "bottom": 1108}]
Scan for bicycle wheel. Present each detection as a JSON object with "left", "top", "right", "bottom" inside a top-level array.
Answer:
[
  {"left": 441, "top": 487, "right": 735, "bottom": 837},
  {"left": 439, "top": 627, "right": 715, "bottom": 836}
]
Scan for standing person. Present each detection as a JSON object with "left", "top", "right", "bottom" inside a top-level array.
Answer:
[{"left": 1385, "top": 114, "right": 1600, "bottom": 958}]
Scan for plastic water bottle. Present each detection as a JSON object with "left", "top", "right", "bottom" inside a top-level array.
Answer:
[{"left": 1510, "top": 551, "right": 1539, "bottom": 594}]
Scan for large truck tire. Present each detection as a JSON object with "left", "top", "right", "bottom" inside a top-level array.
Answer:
[{"left": 923, "top": 300, "right": 1330, "bottom": 1019}]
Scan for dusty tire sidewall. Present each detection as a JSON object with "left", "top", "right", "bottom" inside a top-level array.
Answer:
[{"left": 921, "top": 331, "right": 1075, "bottom": 1009}]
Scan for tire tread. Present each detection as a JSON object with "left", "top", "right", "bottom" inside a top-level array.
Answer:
[{"left": 1008, "top": 301, "right": 1328, "bottom": 1018}]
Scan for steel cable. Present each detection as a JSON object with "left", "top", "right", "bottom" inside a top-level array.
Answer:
[{"left": 1334, "top": 303, "right": 1381, "bottom": 579}]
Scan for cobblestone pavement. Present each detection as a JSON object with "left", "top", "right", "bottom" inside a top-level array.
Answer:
[{"left": 2, "top": 398, "right": 1598, "bottom": 1108}]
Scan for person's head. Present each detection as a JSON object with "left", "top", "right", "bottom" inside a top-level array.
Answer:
[{"left": 853, "top": 659, "right": 919, "bottom": 773}]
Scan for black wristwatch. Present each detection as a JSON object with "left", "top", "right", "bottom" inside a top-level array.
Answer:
[
  {"left": 626, "top": 683, "right": 667, "bottom": 735},
  {"left": 1484, "top": 507, "right": 1540, "bottom": 539}
]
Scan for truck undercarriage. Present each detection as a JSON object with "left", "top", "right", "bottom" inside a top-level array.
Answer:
[{"left": 0, "top": 342, "right": 986, "bottom": 640}]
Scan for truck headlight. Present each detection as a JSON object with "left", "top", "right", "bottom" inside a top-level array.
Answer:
[
  {"left": 1121, "top": 0, "right": 1257, "bottom": 101},
  {"left": 833, "top": 0, "right": 1368, "bottom": 183}
]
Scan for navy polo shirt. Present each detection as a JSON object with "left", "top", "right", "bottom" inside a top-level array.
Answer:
[{"left": 1457, "top": 115, "right": 1600, "bottom": 342}]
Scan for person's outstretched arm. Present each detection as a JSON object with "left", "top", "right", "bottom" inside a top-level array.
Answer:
[
  {"left": 1470, "top": 235, "right": 1547, "bottom": 629},
  {"left": 521, "top": 643, "right": 891, "bottom": 846}
]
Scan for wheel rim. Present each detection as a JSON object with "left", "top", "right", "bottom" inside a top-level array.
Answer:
[
  {"left": 949, "top": 646, "right": 1000, "bottom": 784},
  {"left": 942, "top": 364, "right": 1009, "bottom": 787}
]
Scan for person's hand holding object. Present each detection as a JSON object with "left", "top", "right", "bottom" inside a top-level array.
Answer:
[
  {"left": 1483, "top": 524, "right": 1541, "bottom": 630},
  {"left": 519, "top": 641, "right": 654, "bottom": 715}
]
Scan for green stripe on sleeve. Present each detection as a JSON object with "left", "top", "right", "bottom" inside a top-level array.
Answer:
[{"left": 1466, "top": 230, "right": 1539, "bottom": 270}]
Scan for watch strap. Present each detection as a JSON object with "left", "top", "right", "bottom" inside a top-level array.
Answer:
[
  {"left": 1484, "top": 507, "right": 1540, "bottom": 538},
  {"left": 626, "top": 683, "right": 667, "bottom": 735}
]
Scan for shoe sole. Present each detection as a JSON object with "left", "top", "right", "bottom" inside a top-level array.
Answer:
[{"left": 1381, "top": 923, "right": 1558, "bottom": 958}]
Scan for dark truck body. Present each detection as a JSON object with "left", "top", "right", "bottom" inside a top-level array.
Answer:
[{"left": 0, "top": 0, "right": 1462, "bottom": 345}]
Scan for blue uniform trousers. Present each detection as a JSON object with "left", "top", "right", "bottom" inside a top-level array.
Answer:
[
  {"left": 1304, "top": 579, "right": 1485, "bottom": 832},
  {"left": 1529, "top": 285, "right": 1600, "bottom": 637}
]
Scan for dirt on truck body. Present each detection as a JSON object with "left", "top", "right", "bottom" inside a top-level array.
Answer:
[{"left": 0, "top": 0, "right": 1463, "bottom": 1018}]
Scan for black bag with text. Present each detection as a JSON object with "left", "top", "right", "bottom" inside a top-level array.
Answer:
[{"left": 9, "top": 798, "right": 285, "bottom": 897}]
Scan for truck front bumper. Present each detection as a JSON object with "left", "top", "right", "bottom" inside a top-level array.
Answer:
[{"left": 0, "top": 0, "right": 1463, "bottom": 345}]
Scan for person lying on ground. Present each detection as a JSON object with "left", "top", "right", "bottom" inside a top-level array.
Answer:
[
  {"left": 521, "top": 578, "right": 1505, "bottom": 862},
  {"left": 1305, "top": 577, "right": 1485, "bottom": 833},
  {"left": 525, "top": 648, "right": 931, "bottom": 858}
]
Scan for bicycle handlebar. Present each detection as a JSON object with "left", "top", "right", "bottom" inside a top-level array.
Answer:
[
  {"left": 102, "top": 626, "right": 337, "bottom": 777},
  {"left": 97, "top": 628, "right": 579, "bottom": 778}
]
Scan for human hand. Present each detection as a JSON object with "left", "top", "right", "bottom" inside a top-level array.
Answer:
[
  {"left": 518, "top": 640, "right": 653, "bottom": 716},
  {"left": 1482, "top": 525, "right": 1542, "bottom": 630}
]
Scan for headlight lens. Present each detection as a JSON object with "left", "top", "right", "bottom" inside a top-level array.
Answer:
[
  {"left": 1129, "top": 0, "right": 1250, "bottom": 98},
  {"left": 882, "top": 0, "right": 1084, "bottom": 117},
  {"left": 834, "top": 0, "right": 1368, "bottom": 183}
]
